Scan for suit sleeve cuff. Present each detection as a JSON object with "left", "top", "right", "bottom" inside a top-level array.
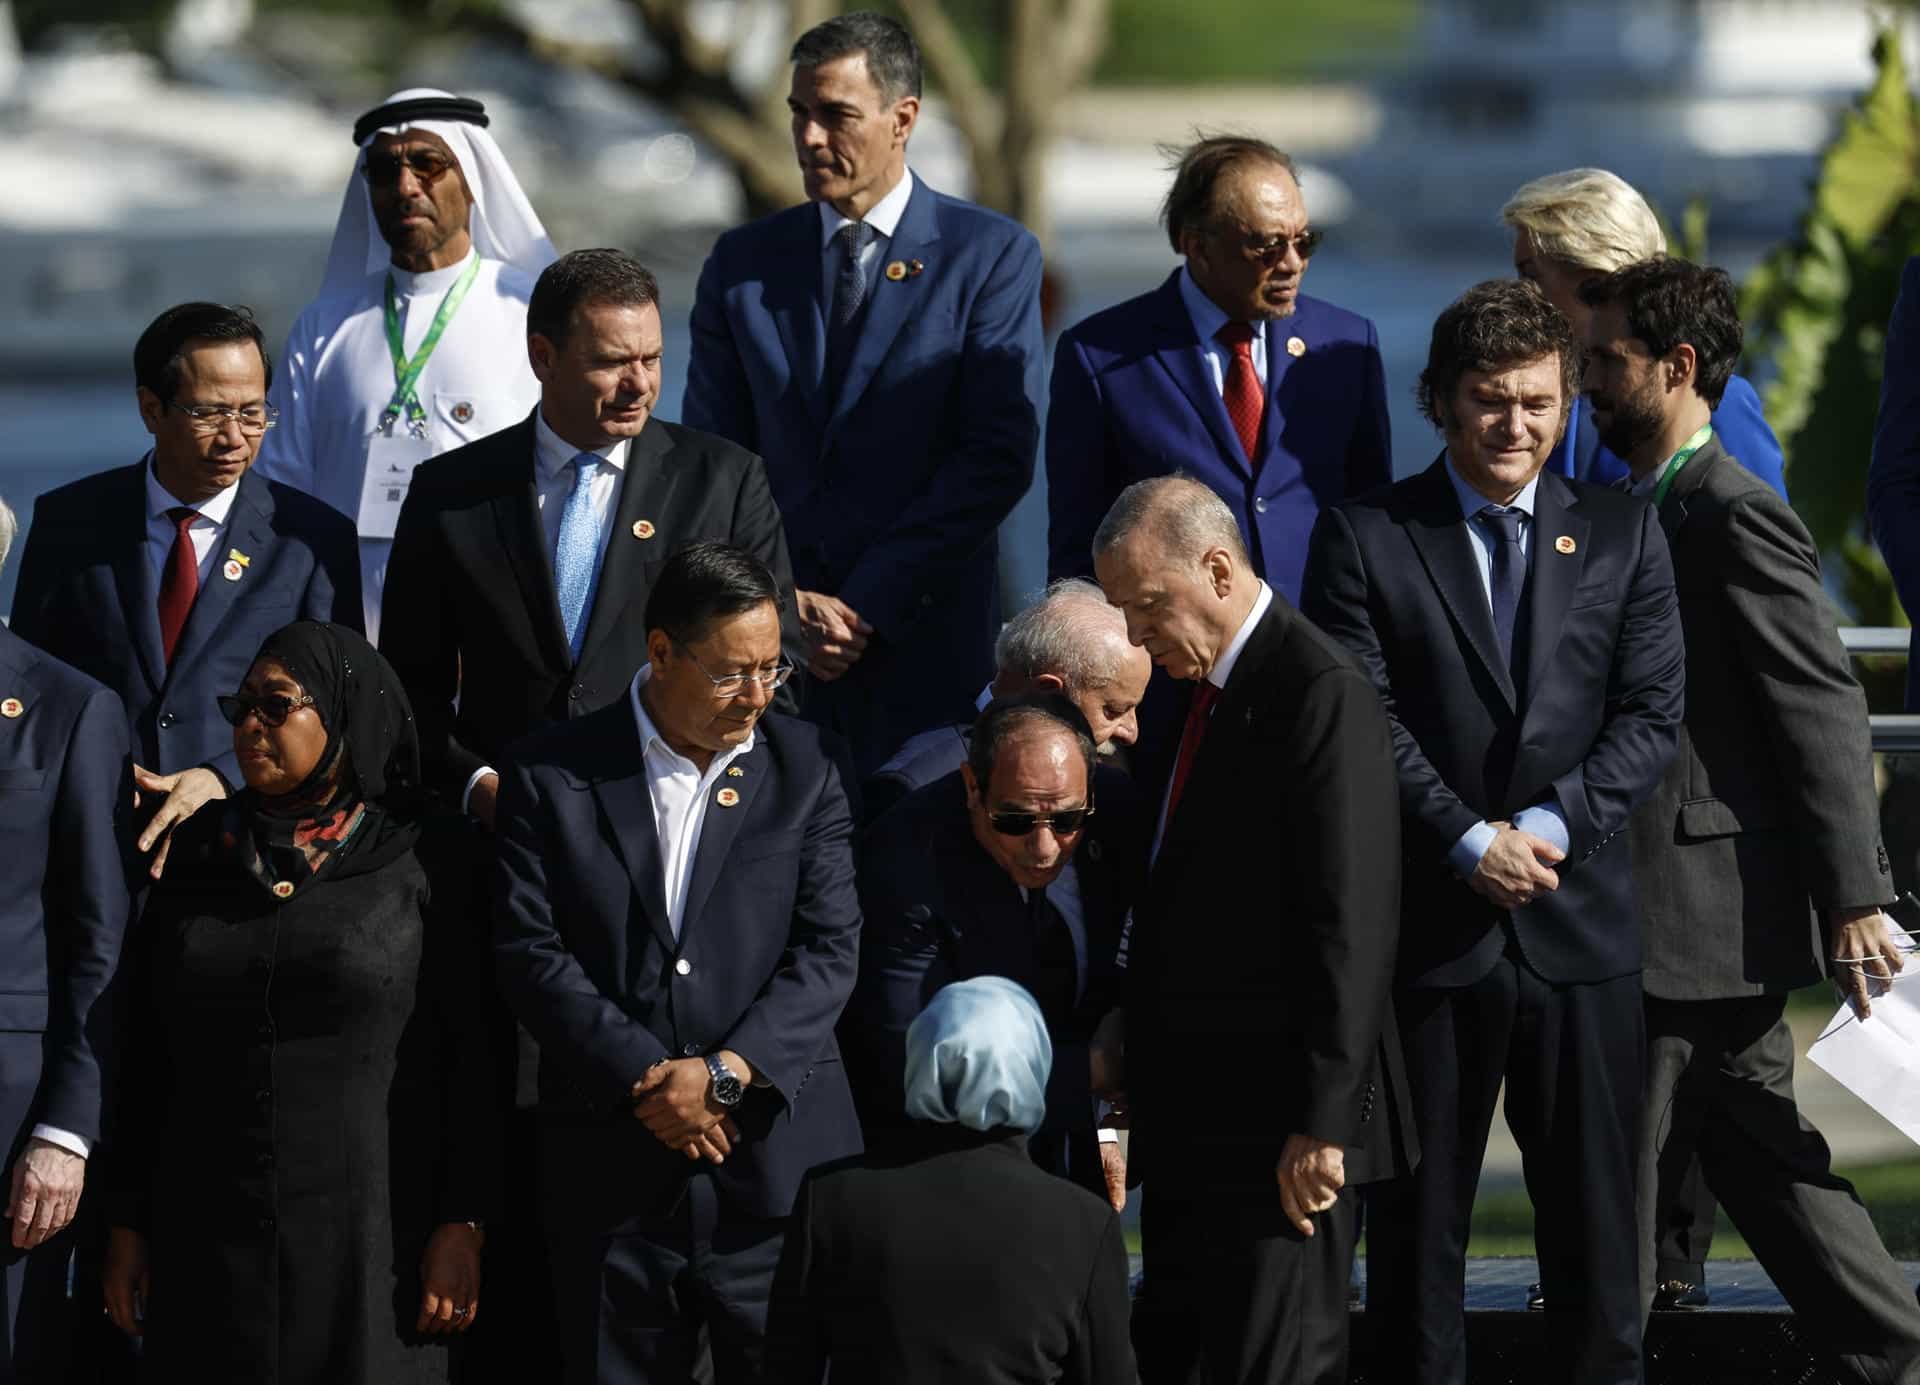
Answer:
[
  {"left": 1448, "top": 820, "right": 1498, "bottom": 878},
  {"left": 1512, "top": 801, "right": 1570, "bottom": 856},
  {"left": 461, "top": 766, "right": 496, "bottom": 816},
  {"left": 30, "top": 1125, "right": 90, "bottom": 1159}
]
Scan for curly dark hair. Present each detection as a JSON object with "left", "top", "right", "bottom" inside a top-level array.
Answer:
[
  {"left": 1416, "top": 279, "right": 1578, "bottom": 430},
  {"left": 1578, "top": 257, "right": 1742, "bottom": 408}
]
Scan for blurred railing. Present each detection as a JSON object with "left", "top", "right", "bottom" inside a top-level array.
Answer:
[{"left": 1843, "top": 628, "right": 1920, "bottom": 752}]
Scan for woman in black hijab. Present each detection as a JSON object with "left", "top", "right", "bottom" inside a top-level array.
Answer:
[{"left": 102, "top": 622, "right": 500, "bottom": 1384}]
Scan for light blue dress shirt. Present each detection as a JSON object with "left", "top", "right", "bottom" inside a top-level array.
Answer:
[
  {"left": 1439, "top": 458, "right": 1569, "bottom": 877},
  {"left": 1178, "top": 265, "right": 1268, "bottom": 395}
]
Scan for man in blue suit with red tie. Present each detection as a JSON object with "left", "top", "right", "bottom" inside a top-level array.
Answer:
[
  {"left": 1045, "top": 135, "right": 1392, "bottom": 602},
  {"left": 684, "top": 11, "right": 1044, "bottom": 777}
]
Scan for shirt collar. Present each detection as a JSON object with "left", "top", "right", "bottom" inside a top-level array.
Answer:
[
  {"left": 818, "top": 167, "right": 916, "bottom": 249},
  {"left": 1178, "top": 263, "right": 1255, "bottom": 351},
  {"left": 1442, "top": 455, "right": 1540, "bottom": 523},
  {"left": 387, "top": 245, "right": 480, "bottom": 297},
  {"left": 1208, "top": 580, "right": 1272, "bottom": 692},
  {"left": 627, "top": 664, "right": 757, "bottom": 768},
  {"left": 145, "top": 452, "right": 242, "bottom": 527},
  {"left": 534, "top": 406, "right": 632, "bottom": 483}
]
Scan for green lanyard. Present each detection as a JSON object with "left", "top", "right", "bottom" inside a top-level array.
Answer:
[
  {"left": 381, "top": 254, "right": 482, "bottom": 437},
  {"left": 1650, "top": 422, "right": 1713, "bottom": 508}
]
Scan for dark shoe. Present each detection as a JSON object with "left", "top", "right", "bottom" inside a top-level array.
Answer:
[
  {"left": 1652, "top": 1279, "right": 1709, "bottom": 1310},
  {"left": 1526, "top": 1281, "right": 1545, "bottom": 1311}
]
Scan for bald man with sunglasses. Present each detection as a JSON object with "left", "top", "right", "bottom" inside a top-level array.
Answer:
[{"left": 846, "top": 694, "right": 1147, "bottom": 1211}]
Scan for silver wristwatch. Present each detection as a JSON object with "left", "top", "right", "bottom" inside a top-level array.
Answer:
[{"left": 705, "top": 1054, "right": 744, "bottom": 1107}]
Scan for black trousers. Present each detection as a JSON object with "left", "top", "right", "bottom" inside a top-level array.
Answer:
[
  {"left": 548, "top": 1173, "right": 785, "bottom": 1385},
  {"left": 1135, "top": 1181, "right": 1358, "bottom": 1385},
  {"left": 1639, "top": 994, "right": 1920, "bottom": 1383},
  {"left": 1650, "top": 1145, "right": 1717, "bottom": 1287},
  {"left": 1367, "top": 952, "right": 1643, "bottom": 1385}
]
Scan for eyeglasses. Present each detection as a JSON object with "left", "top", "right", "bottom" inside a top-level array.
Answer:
[
  {"left": 217, "top": 692, "right": 315, "bottom": 728},
  {"left": 676, "top": 644, "right": 796, "bottom": 699},
  {"left": 1220, "top": 228, "right": 1324, "bottom": 265},
  {"left": 169, "top": 402, "right": 278, "bottom": 436},
  {"left": 361, "top": 148, "right": 457, "bottom": 187},
  {"left": 987, "top": 805, "right": 1095, "bottom": 837}
]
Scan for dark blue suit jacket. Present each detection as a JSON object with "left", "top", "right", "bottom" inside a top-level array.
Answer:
[
  {"left": 0, "top": 626, "right": 134, "bottom": 1147},
  {"left": 1045, "top": 270, "right": 1392, "bottom": 604},
  {"left": 1870, "top": 256, "right": 1920, "bottom": 709},
  {"left": 9, "top": 463, "right": 361, "bottom": 785},
  {"left": 683, "top": 176, "right": 1045, "bottom": 775},
  {"left": 1304, "top": 460, "right": 1684, "bottom": 987},
  {"left": 1555, "top": 374, "right": 1787, "bottom": 500},
  {"left": 493, "top": 704, "right": 864, "bottom": 1222}
]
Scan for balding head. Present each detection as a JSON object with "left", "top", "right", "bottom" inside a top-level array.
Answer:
[
  {"left": 993, "top": 579, "right": 1152, "bottom": 750},
  {"left": 1091, "top": 477, "right": 1260, "bottom": 683}
]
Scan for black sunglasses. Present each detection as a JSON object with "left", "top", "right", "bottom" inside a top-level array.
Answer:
[
  {"left": 217, "top": 692, "right": 316, "bottom": 729},
  {"left": 361, "top": 149, "right": 456, "bottom": 187},
  {"left": 987, "top": 806, "right": 1095, "bottom": 837}
]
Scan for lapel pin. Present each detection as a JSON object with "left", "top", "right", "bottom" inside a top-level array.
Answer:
[
  {"left": 1286, "top": 336, "right": 1307, "bottom": 358},
  {"left": 726, "top": 766, "right": 744, "bottom": 778},
  {"left": 716, "top": 787, "right": 740, "bottom": 808},
  {"left": 0, "top": 697, "right": 22, "bottom": 719},
  {"left": 632, "top": 520, "right": 655, "bottom": 540},
  {"left": 907, "top": 259, "right": 924, "bottom": 277},
  {"left": 450, "top": 401, "right": 474, "bottom": 424},
  {"left": 228, "top": 549, "right": 250, "bottom": 568},
  {"left": 271, "top": 881, "right": 295, "bottom": 899},
  {"left": 1554, "top": 535, "right": 1577, "bottom": 555},
  {"left": 885, "top": 260, "right": 908, "bottom": 282},
  {"left": 222, "top": 558, "right": 245, "bottom": 582}
]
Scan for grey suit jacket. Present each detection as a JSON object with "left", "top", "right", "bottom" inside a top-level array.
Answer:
[{"left": 1633, "top": 438, "right": 1894, "bottom": 1000}]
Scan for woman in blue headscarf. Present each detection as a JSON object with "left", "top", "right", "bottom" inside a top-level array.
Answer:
[{"left": 766, "top": 977, "right": 1133, "bottom": 1384}]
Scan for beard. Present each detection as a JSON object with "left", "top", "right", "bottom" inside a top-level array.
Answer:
[{"left": 1592, "top": 381, "right": 1665, "bottom": 459}]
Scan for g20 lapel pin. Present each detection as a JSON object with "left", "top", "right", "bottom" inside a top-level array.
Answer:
[
  {"left": 1554, "top": 535, "right": 1577, "bottom": 556},
  {"left": 0, "top": 697, "right": 22, "bottom": 719},
  {"left": 222, "top": 559, "right": 245, "bottom": 582},
  {"left": 716, "top": 787, "right": 741, "bottom": 808},
  {"left": 450, "top": 401, "right": 475, "bottom": 424},
  {"left": 1286, "top": 336, "right": 1307, "bottom": 358},
  {"left": 885, "top": 260, "right": 908, "bottom": 282},
  {"left": 632, "top": 520, "right": 655, "bottom": 540}
]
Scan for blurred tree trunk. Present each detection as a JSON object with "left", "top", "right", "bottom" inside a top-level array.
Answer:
[{"left": 456, "top": 0, "right": 1107, "bottom": 246}]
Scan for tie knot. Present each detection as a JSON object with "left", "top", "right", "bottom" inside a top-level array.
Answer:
[
  {"left": 837, "top": 221, "right": 874, "bottom": 255},
  {"left": 1215, "top": 320, "right": 1256, "bottom": 354},
  {"left": 166, "top": 506, "right": 197, "bottom": 536},
  {"left": 1190, "top": 680, "right": 1221, "bottom": 714},
  {"left": 1478, "top": 505, "right": 1526, "bottom": 544},
  {"left": 570, "top": 452, "right": 599, "bottom": 482}
]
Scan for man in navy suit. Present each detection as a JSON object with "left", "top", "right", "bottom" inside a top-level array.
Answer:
[
  {"left": 494, "top": 543, "right": 863, "bottom": 1384},
  {"left": 0, "top": 497, "right": 135, "bottom": 1380},
  {"left": 683, "top": 11, "right": 1045, "bottom": 776},
  {"left": 1046, "top": 134, "right": 1392, "bottom": 602},
  {"left": 1304, "top": 281, "right": 1684, "bottom": 1385},
  {"left": 1869, "top": 255, "right": 1920, "bottom": 710},
  {"left": 9, "top": 302, "right": 360, "bottom": 877}
]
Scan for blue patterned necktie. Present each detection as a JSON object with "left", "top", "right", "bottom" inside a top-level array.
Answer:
[
  {"left": 554, "top": 453, "right": 601, "bottom": 662},
  {"left": 1479, "top": 505, "right": 1528, "bottom": 668},
  {"left": 827, "top": 221, "right": 876, "bottom": 395}
]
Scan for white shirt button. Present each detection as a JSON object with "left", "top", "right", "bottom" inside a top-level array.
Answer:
[{"left": 674, "top": 958, "right": 692, "bottom": 976}]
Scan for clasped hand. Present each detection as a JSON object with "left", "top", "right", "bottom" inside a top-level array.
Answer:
[
  {"left": 797, "top": 590, "right": 872, "bottom": 682},
  {"left": 1275, "top": 1133, "right": 1345, "bottom": 1237},
  {"left": 632, "top": 1057, "right": 742, "bottom": 1164},
  {"left": 1468, "top": 823, "right": 1563, "bottom": 910}
]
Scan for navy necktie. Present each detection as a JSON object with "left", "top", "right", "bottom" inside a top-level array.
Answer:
[
  {"left": 827, "top": 221, "right": 875, "bottom": 395},
  {"left": 1479, "top": 505, "right": 1527, "bottom": 668}
]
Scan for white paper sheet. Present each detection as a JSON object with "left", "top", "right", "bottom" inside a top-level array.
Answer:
[{"left": 1806, "top": 937, "right": 1920, "bottom": 1148}]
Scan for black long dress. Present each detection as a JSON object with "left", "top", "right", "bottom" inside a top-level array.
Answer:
[{"left": 109, "top": 809, "right": 500, "bottom": 1385}]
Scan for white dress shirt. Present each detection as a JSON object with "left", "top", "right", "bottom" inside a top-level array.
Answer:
[
  {"left": 629, "top": 666, "right": 756, "bottom": 941},
  {"left": 818, "top": 167, "right": 916, "bottom": 286},
  {"left": 1438, "top": 457, "right": 1568, "bottom": 873},
  {"left": 1178, "top": 264, "right": 1269, "bottom": 396},
  {"left": 144, "top": 456, "right": 240, "bottom": 587}
]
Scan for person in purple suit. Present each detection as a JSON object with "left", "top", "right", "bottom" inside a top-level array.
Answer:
[{"left": 1046, "top": 135, "right": 1393, "bottom": 604}]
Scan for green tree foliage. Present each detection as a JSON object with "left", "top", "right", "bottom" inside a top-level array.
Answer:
[{"left": 1743, "top": 29, "right": 1920, "bottom": 624}]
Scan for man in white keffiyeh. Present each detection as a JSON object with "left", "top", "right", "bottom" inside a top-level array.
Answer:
[{"left": 259, "top": 88, "right": 557, "bottom": 638}]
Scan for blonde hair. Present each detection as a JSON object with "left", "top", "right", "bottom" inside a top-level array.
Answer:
[
  {"left": 1501, "top": 168, "right": 1666, "bottom": 273},
  {"left": 0, "top": 496, "right": 15, "bottom": 573}
]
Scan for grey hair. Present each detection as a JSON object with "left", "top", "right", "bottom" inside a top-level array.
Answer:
[
  {"left": 994, "top": 578, "right": 1134, "bottom": 691},
  {"left": 790, "top": 11, "right": 923, "bottom": 102},
  {"left": 0, "top": 496, "right": 15, "bottom": 574},
  {"left": 1091, "top": 475, "right": 1250, "bottom": 569},
  {"left": 1501, "top": 168, "right": 1666, "bottom": 273}
]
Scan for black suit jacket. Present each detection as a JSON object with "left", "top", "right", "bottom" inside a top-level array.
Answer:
[
  {"left": 1303, "top": 458, "right": 1685, "bottom": 988},
  {"left": 493, "top": 705, "right": 863, "bottom": 1222},
  {"left": 845, "top": 767, "right": 1145, "bottom": 1189},
  {"left": 1634, "top": 439, "right": 1893, "bottom": 1000},
  {"left": 1128, "top": 597, "right": 1416, "bottom": 1189},
  {"left": 381, "top": 410, "right": 800, "bottom": 801},
  {"left": 0, "top": 626, "right": 134, "bottom": 1145},
  {"left": 10, "top": 462, "right": 360, "bottom": 785},
  {"left": 765, "top": 1129, "right": 1133, "bottom": 1385}
]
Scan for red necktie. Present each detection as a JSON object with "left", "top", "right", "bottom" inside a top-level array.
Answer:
[
  {"left": 157, "top": 506, "right": 199, "bottom": 667},
  {"left": 1163, "top": 681, "right": 1220, "bottom": 827},
  {"left": 1216, "top": 320, "right": 1264, "bottom": 465}
]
